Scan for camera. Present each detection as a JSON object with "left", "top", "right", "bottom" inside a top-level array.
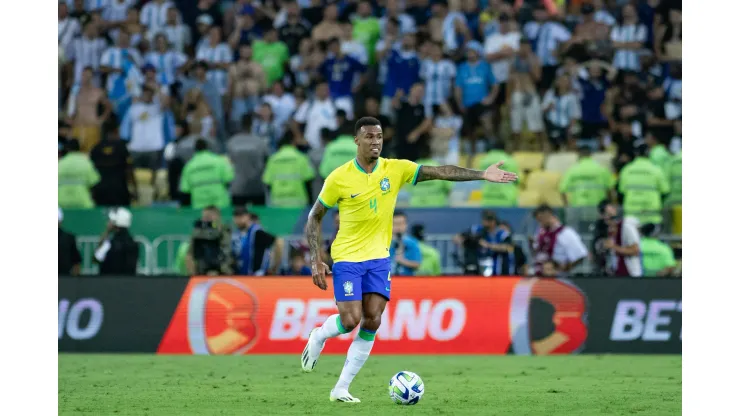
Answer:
[
  {"left": 191, "top": 220, "right": 227, "bottom": 275},
  {"left": 453, "top": 229, "right": 484, "bottom": 275},
  {"left": 590, "top": 218, "right": 609, "bottom": 274}
]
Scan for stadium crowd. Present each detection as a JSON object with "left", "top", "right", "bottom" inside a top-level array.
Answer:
[{"left": 58, "top": 0, "right": 682, "bottom": 278}]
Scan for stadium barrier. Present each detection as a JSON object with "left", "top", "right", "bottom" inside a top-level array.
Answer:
[{"left": 58, "top": 276, "right": 681, "bottom": 355}]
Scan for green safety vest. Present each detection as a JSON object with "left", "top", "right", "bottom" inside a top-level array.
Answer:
[
  {"left": 663, "top": 151, "right": 682, "bottom": 206},
  {"left": 410, "top": 159, "right": 452, "bottom": 207},
  {"left": 418, "top": 242, "right": 442, "bottom": 276},
  {"left": 618, "top": 157, "right": 670, "bottom": 224},
  {"left": 58, "top": 152, "right": 100, "bottom": 209},
  {"left": 477, "top": 150, "right": 521, "bottom": 176},
  {"left": 640, "top": 237, "right": 677, "bottom": 277},
  {"left": 179, "top": 151, "right": 235, "bottom": 209},
  {"left": 319, "top": 136, "right": 356, "bottom": 178},
  {"left": 262, "top": 145, "right": 316, "bottom": 207},
  {"left": 559, "top": 157, "right": 615, "bottom": 207}
]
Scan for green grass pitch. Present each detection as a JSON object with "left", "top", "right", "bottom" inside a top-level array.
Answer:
[{"left": 59, "top": 354, "right": 680, "bottom": 415}]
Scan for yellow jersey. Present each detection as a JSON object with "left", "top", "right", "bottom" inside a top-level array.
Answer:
[{"left": 318, "top": 158, "right": 421, "bottom": 263}]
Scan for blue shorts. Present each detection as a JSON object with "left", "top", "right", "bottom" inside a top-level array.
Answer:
[{"left": 333, "top": 258, "right": 392, "bottom": 302}]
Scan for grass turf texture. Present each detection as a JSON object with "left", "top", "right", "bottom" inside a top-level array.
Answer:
[{"left": 59, "top": 355, "right": 680, "bottom": 415}]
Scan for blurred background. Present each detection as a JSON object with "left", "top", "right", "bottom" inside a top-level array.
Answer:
[{"left": 57, "top": 0, "right": 682, "bottom": 279}]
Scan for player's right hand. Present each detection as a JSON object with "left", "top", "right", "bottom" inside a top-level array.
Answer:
[{"left": 312, "top": 262, "right": 331, "bottom": 291}]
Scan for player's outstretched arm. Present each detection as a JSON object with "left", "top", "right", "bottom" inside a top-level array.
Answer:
[
  {"left": 305, "top": 200, "right": 331, "bottom": 290},
  {"left": 416, "top": 161, "right": 518, "bottom": 183}
]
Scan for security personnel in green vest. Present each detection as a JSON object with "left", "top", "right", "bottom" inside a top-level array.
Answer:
[
  {"left": 319, "top": 131, "right": 356, "bottom": 179},
  {"left": 559, "top": 146, "right": 615, "bottom": 207},
  {"left": 58, "top": 139, "right": 101, "bottom": 208},
  {"left": 639, "top": 223, "right": 677, "bottom": 277},
  {"left": 179, "top": 138, "right": 235, "bottom": 209},
  {"left": 618, "top": 144, "right": 670, "bottom": 225},
  {"left": 663, "top": 150, "right": 681, "bottom": 206},
  {"left": 410, "top": 149, "right": 452, "bottom": 207},
  {"left": 477, "top": 143, "right": 520, "bottom": 207},
  {"left": 262, "top": 133, "right": 316, "bottom": 207},
  {"left": 646, "top": 130, "right": 671, "bottom": 169},
  {"left": 411, "top": 224, "right": 442, "bottom": 276}
]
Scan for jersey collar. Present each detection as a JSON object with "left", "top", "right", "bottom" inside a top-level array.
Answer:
[{"left": 353, "top": 158, "right": 379, "bottom": 174}]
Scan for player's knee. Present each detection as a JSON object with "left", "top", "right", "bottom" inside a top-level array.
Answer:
[
  {"left": 340, "top": 310, "right": 362, "bottom": 332},
  {"left": 361, "top": 312, "right": 382, "bottom": 332}
]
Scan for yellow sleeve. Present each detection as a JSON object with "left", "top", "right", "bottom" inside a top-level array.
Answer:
[
  {"left": 394, "top": 159, "right": 422, "bottom": 186},
  {"left": 317, "top": 172, "right": 341, "bottom": 208}
]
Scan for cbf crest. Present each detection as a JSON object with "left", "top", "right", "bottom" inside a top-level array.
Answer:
[
  {"left": 343, "top": 281, "right": 354, "bottom": 296},
  {"left": 379, "top": 177, "right": 391, "bottom": 195}
]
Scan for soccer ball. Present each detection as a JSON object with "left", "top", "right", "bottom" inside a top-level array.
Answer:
[{"left": 388, "top": 371, "right": 424, "bottom": 405}]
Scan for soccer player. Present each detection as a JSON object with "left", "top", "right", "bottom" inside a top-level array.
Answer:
[{"left": 301, "top": 117, "right": 518, "bottom": 403}]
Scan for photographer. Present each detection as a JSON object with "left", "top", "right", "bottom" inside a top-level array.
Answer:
[
  {"left": 531, "top": 205, "right": 588, "bottom": 277},
  {"left": 389, "top": 211, "right": 422, "bottom": 276},
  {"left": 455, "top": 211, "right": 515, "bottom": 276},
  {"left": 593, "top": 200, "right": 642, "bottom": 277},
  {"left": 185, "top": 206, "right": 234, "bottom": 276},
  {"left": 231, "top": 206, "right": 284, "bottom": 276},
  {"left": 94, "top": 208, "right": 138, "bottom": 275}
]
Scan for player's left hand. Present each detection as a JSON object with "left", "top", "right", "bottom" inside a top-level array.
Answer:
[{"left": 483, "top": 161, "right": 518, "bottom": 183}]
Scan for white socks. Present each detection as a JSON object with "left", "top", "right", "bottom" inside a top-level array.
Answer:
[
  {"left": 334, "top": 328, "right": 376, "bottom": 392},
  {"left": 315, "top": 314, "right": 348, "bottom": 344}
]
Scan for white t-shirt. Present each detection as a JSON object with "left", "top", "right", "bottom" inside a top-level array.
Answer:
[
  {"left": 294, "top": 99, "right": 337, "bottom": 149},
  {"left": 263, "top": 93, "right": 297, "bottom": 128},
  {"left": 608, "top": 217, "right": 643, "bottom": 277},
  {"left": 484, "top": 31, "right": 521, "bottom": 82},
  {"left": 127, "top": 101, "right": 165, "bottom": 152},
  {"left": 550, "top": 226, "right": 589, "bottom": 267}
]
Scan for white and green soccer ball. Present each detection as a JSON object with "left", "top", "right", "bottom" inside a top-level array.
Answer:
[{"left": 388, "top": 371, "right": 424, "bottom": 405}]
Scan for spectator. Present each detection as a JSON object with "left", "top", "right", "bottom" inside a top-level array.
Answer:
[
  {"left": 302, "top": 0, "right": 325, "bottom": 27},
  {"left": 282, "top": 250, "right": 313, "bottom": 276},
  {"left": 196, "top": 26, "right": 233, "bottom": 96},
  {"left": 568, "top": 2, "right": 611, "bottom": 62},
  {"left": 382, "top": 0, "right": 416, "bottom": 35},
  {"left": 278, "top": 1, "right": 312, "bottom": 56},
  {"left": 592, "top": 0, "right": 616, "bottom": 27},
  {"left": 227, "top": 114, "right": 269, "bottom": 207},
  {"left": 455, "top": 41, "right": 498, "bottom": 153},
  {"left": 375, "top": 17, "right": 402, "bottom": 118},
  {"left": 319, "top": 38, "right": 367, "bottom": 119},
  {"left": 461, "top": 0, "right": 481, "bottom": 42},
  {"left": 253, "top": 28, "right": 290, "bottom": 87},
  {"left": 290, "top": 38, "right": 322, "bottom": 89},
  {"left": 477, "top": 142, "right": 519, "bottom": 207},
  {"left": 152, "top": 7, "right": 191, "bottom": 54},
  {"left": 411, "top": 224, "right": 442, "bottom": 276},
  {"left": 478, "top": 213, "right": 517, "bottom": 276},
  {"left": 531, "top": 205, "right": 588, "bottom": 277},
  {"left": 59, "top": 139, "right": 101, "bottom": 209},
  {"left": 421, "top": 41, "right": 456, "bottom": 114},
  {"left": 406, "top": 0, "right": 432, "bottom": 27},
  {"left": 262, "top": 133, "right": 316, "bottom": 207},
  {"left": 227, "top": 45, "right": 267, "bottom": 131},
  {"left": 262, "top": 82, "right": 297, "bottom": 134},
  {"left": 390, "top": 211, "right": 422, "bottom": 276},
  {"left": 526, "top": 5, "right": 571, "bottom": 91},
  {"left": 186, "top": 206, "right": 233, "bottom": 276},
  {"left": 340, "top": 22, "right": 369, "bottom": 65},
  {"left": 231, "top": 206, "right": 284, "bottom": 276},
  {"left": 542, "top": 74, "right": 581, "bottom": 151},
  {"left": 182, "top": 60, "right": 225, "bottom": 138},
  {"left": 90, "top": 125, "right": 135, "bottom": 207},
  {"left": 640, "top": 223, "right": 677, "bottom": 277},
  {"left": 312, "top": 3, "right": 343, "bottom": 42},
  {"left": 618, "top": 144, "right": 670, "bottom": 225},
  {"left": 59, "top": 2, "right": 81, "bottom": 53},
  {"left": 501, "top": 221, "right": 528, "bottom": 275},
  {"left": 577, "top": 60, "right": 617, "bottom": 149},
  {"left": 597, "top": 201, "right": 642, "bottom": 277},
  {"left": 116, "top": 8, "right": 146, "bottom": 48},
  {"left": 69, "top": 21, "right": 107, "bottom": 88},
  {"left": 430, "top": 101, "right": 463, "bottom": 164},
  {"left": 611, "top": 4, "right": 648, "bottom": 72},
  {"left": 559, "top": 146, "right": 615, "bottom": 207},
  {"left": 252, "top": 103, "right": 281, "bottom": 153},
  {"left": 101, "top": 29, "right": 144, "bottom": 116},
  {"left": 352, "top": 1, "right": 381, "bottom": 64},
  {"left": 180, "top": 138, "right": 235, "bottom": 209},
  {"left": 654, "top": 8, "right": 681, "bottom": 62},
  {"left": 508, "top": 38, "right": 545, "bottom": 151},
  {"left": 66, "top": 67, "right": 112, "bottom": 153},
  {"left": 484, "top": 11, "right": 520, "bottom": 133},
  {"left": 431, "top": 0, "right": 468, "bottom": 54},
  {"left": 195, "top": 14, "right": 217, "bottom": 50},
  {"left": 121, "top": 86, "right": 168, "bottom": 195},
  {"left": 409, "top": 148, "right": 452, "bottom": 207},
  {"left": 292, "top": 81, "right": 337, "bottom": 149},
  {"left": 140, "top": 0, "right": 174, "bottom": 33},
  {"left": 384, "top": 33, "right": 422, "bottom": 117},
  {"left": 94, "top": 207, "right": 139, "bottom": 275},
  {"left": 393, "top": 83, "right": 432, "bottom": 161},
  {"left": 58, "top": 208, "right": 82, "bottom": 276},
  {"left": 145, "top": 33, "right": 188, "bottom": 89},
  {"left": 319, "top": 130, "right": 356, "bottom": 179}
]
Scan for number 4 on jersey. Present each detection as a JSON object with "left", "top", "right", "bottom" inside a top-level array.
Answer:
[{"left": 369, "top": 198, "right": 378, "bottom": 213}]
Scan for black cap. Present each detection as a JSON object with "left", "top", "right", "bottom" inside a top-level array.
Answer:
[
  {"left": 482, "top": 210, "right": 497, "bottom": 221},
  {"left": 233, "top": 206, "right": 249, "bottom": 216}
]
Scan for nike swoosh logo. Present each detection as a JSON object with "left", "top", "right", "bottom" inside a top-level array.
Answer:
[{"left": 351, "top": 193, "right": 361, "bottom": 198}]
